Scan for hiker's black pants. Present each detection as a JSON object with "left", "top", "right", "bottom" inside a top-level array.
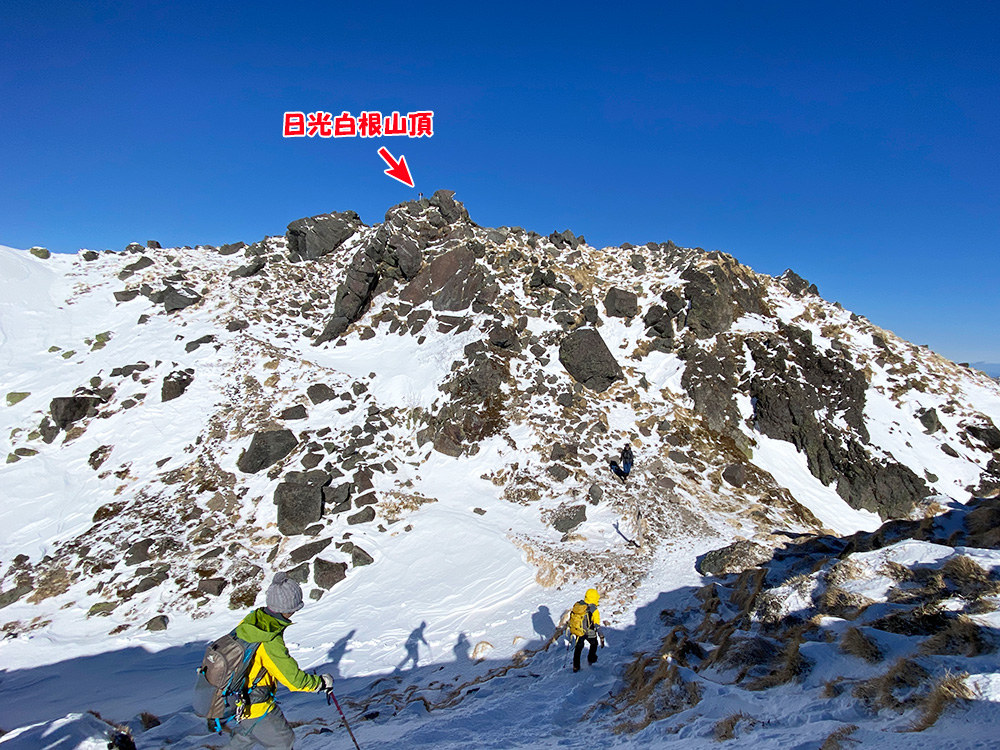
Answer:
[{"left": 574, "top": 635, "right": 598, "bottom": 670}]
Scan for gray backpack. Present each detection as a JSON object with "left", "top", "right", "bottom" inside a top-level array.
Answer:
[{"left": 192, "top": 631, "right": 262, "bottom": 732}]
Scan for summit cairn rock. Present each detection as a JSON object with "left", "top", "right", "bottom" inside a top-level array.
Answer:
[
  {"left": 237, "top": 430, "right": 298, "bottom": 473},
  {"left": 558, "top": 328, "right": 623, "bottom": 392}
]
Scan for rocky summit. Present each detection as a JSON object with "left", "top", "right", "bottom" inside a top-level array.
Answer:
[{"left": 1, "top": 190, "right": 1000, "bottom": 746}]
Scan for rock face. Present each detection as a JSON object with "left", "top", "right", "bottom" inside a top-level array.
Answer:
[
  {"left": 237, "top": 430, "right": 298, "bottom": 473},
  {"left": 681, "top": 256, "right": 768, "bottom": 339},
  {"left": 400, "top": 246, "right": 491, "bottom": 312},
  {"left": 287, "top": 211, "right": 363, "bottom": 262},
  {"left": 558, "top": 328, "right": 623, "bottom": 392}
]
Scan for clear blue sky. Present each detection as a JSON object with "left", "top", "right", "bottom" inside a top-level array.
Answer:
[{"left": 2, "top": 2, "right": 998, "bottom": 362}]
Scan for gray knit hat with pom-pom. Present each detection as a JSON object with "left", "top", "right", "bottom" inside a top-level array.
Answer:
[{"left": 266, "top": 571, "right": 304, "bottom": 614}]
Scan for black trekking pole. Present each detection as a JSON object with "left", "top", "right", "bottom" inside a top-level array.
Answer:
[{"left": 327, "top": 690, "right": 362, "bottom": 750}]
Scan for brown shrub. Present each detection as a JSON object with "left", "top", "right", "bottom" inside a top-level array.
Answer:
[
  {"left": 819, "top": 724, "right": 859, "bottom": 750},
  {"left": 940, "top": 556, "right": 1000, "bottom": 600},
  {"left": 919, "top": 616, "right": 995, "bottom": 657},
  {"left": 745, "top": 630, "right": 811, "bottom": 690},
  {"left": 818, "top": 585, "right": 873, "bottom": 620},
  {"left": 852, "top": 658, "right": 929, "bottom": 712},
  {"left": 713, "top": 711, "right": 756, "bottom": 741}
]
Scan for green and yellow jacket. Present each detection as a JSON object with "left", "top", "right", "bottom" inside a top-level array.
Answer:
[{"left": 235, "top": 607, "right": 321, "bottom": 718}]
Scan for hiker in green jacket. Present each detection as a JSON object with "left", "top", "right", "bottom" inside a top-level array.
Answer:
[{"left": 228, "top": 572, "right": 333, "bottom": 750}]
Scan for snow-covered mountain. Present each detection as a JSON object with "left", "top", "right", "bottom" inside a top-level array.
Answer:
[{"left": 2, "top": 190, "right": 999, "bottom": 749}]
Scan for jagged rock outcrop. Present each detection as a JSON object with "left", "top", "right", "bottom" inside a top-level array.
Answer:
[
  {"left": 49, "top": 396, "right": 102, "bottom": 429},
  {"left": 161, "top": 369, "right": 194, "bottom": 402},
  {"left": 286, "top": 211, "right": 363, "bottom": 262},
  {"left": 237, "top": 430, "right": 298, "bottom": 473}
]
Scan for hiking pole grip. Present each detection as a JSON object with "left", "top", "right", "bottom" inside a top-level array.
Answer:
[{"left": 329, "top": 690, "right": 362, "bottom": 750}]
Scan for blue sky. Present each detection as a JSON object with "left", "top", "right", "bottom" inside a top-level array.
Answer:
[{"left": 2, "top": 1, "right": 998, "bottom": 361}]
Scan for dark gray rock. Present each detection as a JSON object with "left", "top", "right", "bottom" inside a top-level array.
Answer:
[
  {"left": 547, "top": 464, "right": 571, "bottom": 481},
  {"left": 314, "top": 559, "right": 348, "bottom": 589},
  {"left": 588, "top": 483, "right": 604, "bottom": 505},
  {"left": 400, "top": 246, "right": 490, "bottom": 312},
  {"left": 114, "top": 289, "right": 140, "bottom": 302},
  {"left": 279, "top": 404, "right": 308, "bottom": 420},
  {"left": 352, "top": 546, "right": 374, "bottom": 567},
  {"left": 287, "top": 562, "right": 310, "bottom": 583},
  {"left": 237, "top": 430, "right": 298, "bottom": 473},
  {"left": 696, "top": 540, "right": 773, "bottom": 577},
  {"left": 429, "top": 189, "right": 470, "bottom": 224},
  {"left": 347, "top": 506, "right": 376, "bottom": 525},
  {"left": 161, "top": 369, "right": 194, "bottom": 402},
  {"left": 163, "top": 287, "right": 201, "bottom": 313},
  {"left": 198, "top": 578, "right": 227, "bottom": 596},
  {"left": 722, "top": 463, "right": 747, "bottom": 488},
  {"left": 551, "top": 504, "right": 586, "bottom": 533},
  {"left": 353, "top": 469, "right": 376, "bottom": 506},
  {"left": 322, "top": 483, "right": 351, "bottom": 508},
  {"left": 917, "top": 408, "right": 942, "bottom": 434},
  {"left": 145, "top": 615, "right": 169, "bottom": 631},
  {"left": 82, "top": 250, "right": 100, "bottom": 261},
  {"left": 227, "top": 320, "right": 249, "bottom": 332},
  {"left": 681, "top": 258, "right": 767, "bottom": 338},
  {"left": 0, "top": 583, "right": 34, "bottom": 610},
  {"left": 630, "top": 254, "right": 646, "bottom": 273},
  {"left": 218, "top": 242, "right": 247, "bottom": 256},
  {"left": 966, "top": 422, "right": 1000, "bottom": 451},
  {"left": 284, "top": 470, "right": 331, "bottom": 486},
  {"left": 50, "top": 395, "right": 103, "bottom": 429},
  {"left": 942, "top": 443, "right": 961, "bottom": 458},
  {"left": 124, "top": 538, "right": 154, "bottom": 566},
  {"left": 389, "top": 234, "right": 422, "bottom": 279},
  {"left": 184, "top": 335, "right": 215, "bottom": 353},
  {"left": 146, "top": 240, "right": 161, "bottom": 249},
  {"left": 289, "top": 538, "right": 333, "bottom": 565},
  {"left": 230, "top": 258, "right": 266, "bottom": 279},
  {"left": 558, "top": 328, "right": 623, "bottom": 392},
  {"left": 125, "top": 256, "right": 154, "bottom": 273},
  {"left": 307, "top": 383, "right": 337, "bottom": 404},
  {"left": 604, "top": 287, "right": 638, "bottom": 318},
  {"left": 779, "top": 269, "right": 819, "bottom": 296},
  {"left": 287, "top": 211, "right": 363, "bottom": 262},
  {"left": 275, "top": 482, "right": 323, "bottom": 535}
]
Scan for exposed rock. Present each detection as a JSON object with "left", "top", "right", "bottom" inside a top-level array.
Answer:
[
  {"left": 917, "top": 407, "right": 942, "bottom": 434},
  {"left": 218, "top": 242, "right": 247, "bottom": 256},
  {"left": 722, "top": 463, "right": 747, "bottom": 488},
  {"left": 558, "top": 328, "right": 623, "bottom": 392},
  {"left": 604, "top": 287, "right": 638, "bottom": 318},
  {"left": 551, "top": 504, "right": 586, "bottom": 533},
  {"left": 145, "top": 615, "right": 169, "bottom": 631},
  {"left": 286, "top": 210, "right": 363, "bottom": 262},
  {"left": 347, "top": 506, "right": 376, "bottom": 525},
  {"left": 6, "top": 391, "right": 30, "bottom": 406},
  {"left": 284, "top": 470, "right": 332, "bottom": 486},
  {"left": 184, "top": 335, "right": 215, "bottom": 353},
  {"left": 161, "top": 369, "right": 194, "bottom": 402},
  {"left": 352, "top": 546, "right": 374, "bottom": 567},
  {"left": 275, "top": 482, "right": 324, "bottom": 536},
  {"left": 588, "top": 483, "right": 604, "bottom": 505},
  {"left": 237, "top": 430, "right": 298, "bottom": 473},
  {"left": 779, "top": 269, "right": 819, "bottom": 296},
  {"left": 146, "top": 240, "right": 161, "bottom": 249},
  {"left": 314, "top": 559, "right": 348, "bottom": 589},
  {"left": 198, "top": 578, "right": 227, "bottom": 596},
  {"left": 323, "top": 483, "right": 351, "bottom": 509},
  {"left": 289, "top": 538, "right": 333, "bottom": 565},
  {"left": 547, "top": 464, "right": 571, "bottom": 481},
  {"left": 696, "top": 540, "right": 773, "bottom": 576},
  {"left": 229, "top": 258, "right": 265, "bottom": 279},
  {"left": 681, "top": 256, "right": 768, "bottom": 338},
  {"left": 50, "top": 395, "right": 102, "bottom": 429},
  {"left": 279, "top": 404, "right": 308, "bottom": 420},
  {"left": 114, "top": 289, "right": 140, "bottom": 302},
  {"left": 82, "top": 250, "right": 100, "bottom": 261},
  {"left": 966, "top": 422, "right": 1000, "bottom": 451},
  {"left": 400, "top": 246, "right": 491, "bottom": 312},
  {"left": 162, "top": 287, "right": 201, "bottom": 313},
  {"left": 226, "top": 320, "right": 249, "bottom": 332},
  {"left": 0, "top": 583, "right": 33, "bottom": 610},
  {"left": 307, "top": 383, "right": 337, "bottom": 404}
]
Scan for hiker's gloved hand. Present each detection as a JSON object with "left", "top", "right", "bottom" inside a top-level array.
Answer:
[
  {"left": 317, "top": 674, "right": 334, "bottom": 692},
  {"left": 600, "top": 634, "right": 607, "bottom": 648}
]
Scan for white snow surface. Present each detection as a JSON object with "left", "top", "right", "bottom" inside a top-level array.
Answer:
[{"left": 1, "top": 243, "right": 999, "bottom": 749}]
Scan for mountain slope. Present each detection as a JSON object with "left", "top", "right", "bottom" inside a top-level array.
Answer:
[{"left": 1, "top": 191, "right": 999, "bottom": 747}]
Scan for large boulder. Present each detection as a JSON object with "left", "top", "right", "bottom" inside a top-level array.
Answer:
[
  {"left": 604, "top": 287, "right": 638, "bottom": 318},
  {"left": 50, "top": 396, "right": 103, "bottom": 429},
  {"left": 274, "top": 483, "right": 323, "bottom": 535},
  {"left": 162, "top": 287, "right": 201, "bottom": 313},
  {"left": 286, "top": 211, "right": 363, "bottom": 262},
  {"left": 161, "top": 369, "right": 194, "bottom": 402},
  {"left": 558, "top": 328, "right": 623, "bottom": 392},
  {"left": 696, "top": 540, "right": 774, "bottom": 577},
  {"left": 237, "top": 430, "right": 298, "bottom": 473},
  {"left": 314, "top": 559, "right": 348, "bottom": 589}
]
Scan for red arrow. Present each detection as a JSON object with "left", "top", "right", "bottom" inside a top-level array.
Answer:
[{"left": 377, "top": 146, "right": 414, "bottom": 187}]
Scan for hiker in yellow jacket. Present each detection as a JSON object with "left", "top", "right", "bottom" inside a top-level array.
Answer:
[
  {"left": 228, "top": 572, "right": 333, "bottom": 750},
  {"left": 569, "top": 588, "right": 605, "bottom": 672}
]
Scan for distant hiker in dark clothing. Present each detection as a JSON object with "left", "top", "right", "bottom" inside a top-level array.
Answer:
[
  {"left": 228, "top": 573, "right": 333, "bottom": 750},
  {"left": 610, "top": 442, "right": 634, "bottom": 484},
  {"left": 568, "top": 588, "right": 604, "bottom": 672}
]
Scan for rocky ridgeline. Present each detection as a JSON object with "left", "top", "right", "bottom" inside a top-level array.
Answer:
[{"left": 2, "top": 190, "right": 999, "bottom": 637}]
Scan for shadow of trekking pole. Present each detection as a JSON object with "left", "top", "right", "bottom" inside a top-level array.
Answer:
[{"left": 327, "top": 690, "right": 362, "bottom": 750}]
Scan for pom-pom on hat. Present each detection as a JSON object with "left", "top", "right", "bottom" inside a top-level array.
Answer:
[{"left": 266, "top": 571, "right": 304, "bottom": 614}]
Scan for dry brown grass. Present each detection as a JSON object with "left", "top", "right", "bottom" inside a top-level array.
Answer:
[
  {"left": 905, "top": 672, "right": 973, "bottom": 732},
  {"left": 818, "top": 585, "right": 874, "bottom": 620},
  {"left": 712, "top": 711, "right": 756, "bottom": 741},
  {"left": 941, "top": 556, "right": 1000, "bottom": 600},
  {"left": 819, "top": 724, "right": 859, "bottom": 750},
  {"left": 609, "top": 644, "right": 704, "bottom": 733},
  {"left": 745, "top": 630, "right": 811, "bottom": 691},
  {"left": 852, "top": 658, "right": 929, "bottom": 712},
  {"left": 919, "top": 615, "right": 995, "bottom": 657},
  {"left": 826, "top": 558, "right": 867, "bottom": 587},
  {"left": 840, "top": 626, "right": 883, "bottom": 663}
]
